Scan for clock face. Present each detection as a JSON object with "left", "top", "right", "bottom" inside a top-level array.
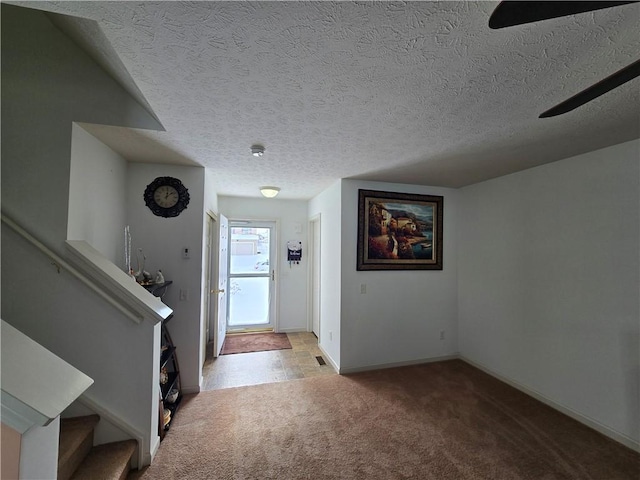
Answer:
[
  {"left": 143, "top": 177, "right": 190, "bottom": 218},
  {"left": 153, "top": 185, "right": 179, "bottom": 208}
]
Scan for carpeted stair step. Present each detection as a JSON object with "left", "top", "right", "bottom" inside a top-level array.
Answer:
[
  {"left": 58, "top": 414, "right": 100, "bottom": 480},
  {"left": 70, "top": 439, "right": 137, "bottom": 480}
]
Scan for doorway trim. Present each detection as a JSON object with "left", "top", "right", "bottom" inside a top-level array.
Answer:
[
  {"left": 205, "top": 211, "right": 218, "bottom": 348},
  {"left": 308, "top": 214, "right": 321, "bottom": 339}
]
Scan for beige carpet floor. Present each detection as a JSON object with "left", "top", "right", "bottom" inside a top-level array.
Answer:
[{"left": 131, "top": 360, "right": 639, "bottom": 479}]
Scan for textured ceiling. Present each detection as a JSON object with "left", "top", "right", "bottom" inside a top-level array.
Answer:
[{"left": 11, "top": 1, "right": 640, "bottom": 199}]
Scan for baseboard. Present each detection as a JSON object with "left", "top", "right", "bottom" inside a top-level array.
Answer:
[
  {"left": 227, "top": 327, "right": 273, "bottom": 334},
  {"left": 317, "top": 344, "right": 339, "bottom": 373},
  {"left": 339, "top": 354, "right": 459, "bottom": 375},
  {"left": 336, "top": 354, "right": 639, "bottom": 452},
  {"left": 147, "top": 435, "right": 160, "bottom": 466},
  {"left": 278, "top": 327, "right": 310, "bottom": 333},
  {"left": 460, "top": 356, "right": 640, "bottom": 453},
  {"left": 181, "top": 385, "right": 201, "bottom": 395},
  {"left": 78, "top": 395, "right": 148, "bottom": 467}
]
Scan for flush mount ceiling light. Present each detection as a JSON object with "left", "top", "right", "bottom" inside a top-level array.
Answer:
[
  {"left": 250, "top": 144, "right": 265, "bottom": 157},
  {"left": 260, "top": 186, "right": 280, "bottom": 198}
]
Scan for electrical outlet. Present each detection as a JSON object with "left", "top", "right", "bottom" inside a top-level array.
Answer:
[
  {"left": 180, "top": 289, "right": 189, "bottom": 301},
  {"left": 329, "top": 331, "right": 333, "bottom": 341},
  {"left": 360, "top": 284, "right": 367, "bottom": 294},
  {"left": 183, "top": 247, "right": 190, "bottom": 259},
  {"left": 440, "top": 330, "right": 445, "bottom": 340}
]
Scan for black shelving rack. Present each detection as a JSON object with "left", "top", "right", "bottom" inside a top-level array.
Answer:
[
  {"left": 159, "top": 318, "right": 182, "bottom": 439},
  {"left": 143, "top": 281, "right": 182, "bottom": 440}
]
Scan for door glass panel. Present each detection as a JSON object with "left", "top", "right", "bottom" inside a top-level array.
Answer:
[
  {"left": 230, "top": 227, "right": 270, "bottom": 274},
  {"left": 228, "top": 225, "right": 273, "bottom": 329},
  {"left": 228, "top": 277, "right": 270, "bottom": 326}
]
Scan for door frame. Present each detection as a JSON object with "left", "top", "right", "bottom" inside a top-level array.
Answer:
[
  {"left": 227, "top": 217, "right": 280, "bottom": 333},
  {"left": 205, "top": 211, "right": 218, "bottom": 347},
  {"left": 307, "top": 214, "right": 321, "bottom": 339},
  {"left": 213, "top": 214, "right": 229, "bottom": 357}
]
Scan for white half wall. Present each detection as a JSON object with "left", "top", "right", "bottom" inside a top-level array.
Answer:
[
  {"left": 339, "top": 180, "right": 459, "bottom": 371},
  {"left": 458, "top": 139, "right": 640, "bottom": 448},
  {"left": 218, "top": 196, "right": 309, "bottom": 333},
  {"left": 19, "top": 417, "right": 60, "bottom": 480}
]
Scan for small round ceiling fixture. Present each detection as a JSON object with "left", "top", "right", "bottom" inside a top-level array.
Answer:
[
  {"left": 251, "top": 144, "right": 265, "bottom": 157},
  {"left": 260, "top": 186, "right": 280, "bottom": 198}
]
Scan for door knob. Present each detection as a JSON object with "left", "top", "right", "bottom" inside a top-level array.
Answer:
[{"left": 210, "top": 289, "right": 225, "bottom": 294}]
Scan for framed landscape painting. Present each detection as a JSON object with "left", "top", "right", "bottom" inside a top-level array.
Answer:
[{"left": 357, "top": 189, "right": 443, "bottom": 270}]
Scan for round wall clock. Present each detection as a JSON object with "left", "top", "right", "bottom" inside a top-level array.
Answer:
[{"left": 143, "top": 176, "right": 190, "bottom": 218}]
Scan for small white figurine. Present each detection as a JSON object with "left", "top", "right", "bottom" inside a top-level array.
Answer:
[{"left": 155, "top": 269, "right": 165, "bottom": 284}]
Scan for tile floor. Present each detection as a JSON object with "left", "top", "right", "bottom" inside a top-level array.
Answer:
[{"left": 201, "top": 332, "right": 336, "bottom": 390}]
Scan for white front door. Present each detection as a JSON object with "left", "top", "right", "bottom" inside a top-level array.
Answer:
[
  {"left": 227, "top": 220, "right": 276, "bottom": 331},
  {"left": 213, "top": 214, "right": 229, "bottom": 357}
]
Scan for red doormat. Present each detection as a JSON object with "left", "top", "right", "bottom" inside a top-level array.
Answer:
[{"left": 221, "top": 333, "right": 292, "bottom": 355}]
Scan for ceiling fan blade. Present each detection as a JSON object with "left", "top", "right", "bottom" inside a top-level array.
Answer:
[
  {"left": 539, "top": 59, "right": 640, "bottom": 118},
  {"left": 489, "top": 1, "right": 638, "bottom": 29}
]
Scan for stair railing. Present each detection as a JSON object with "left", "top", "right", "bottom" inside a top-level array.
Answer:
[
  {"left": 2, "top": 212, "right": 142, "bottom": 323},
  {"left": 1, "top": 212, "right": 171, "bottom": 324}
]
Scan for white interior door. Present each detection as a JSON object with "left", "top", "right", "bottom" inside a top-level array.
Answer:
[
  {"left": 213, "top": 214, "right": 229, "bottom": 357},
  {"left": 311, "top": 217, "right": 321, "bottom": 337}
]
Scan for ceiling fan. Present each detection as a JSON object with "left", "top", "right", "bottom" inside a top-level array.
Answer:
[{"left": 489, "top": 1, "right": 640, "bottom": 118}]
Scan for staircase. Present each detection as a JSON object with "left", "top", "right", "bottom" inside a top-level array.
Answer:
[{"left": 58, "top": 415, "right": 137, "bottom": 480}]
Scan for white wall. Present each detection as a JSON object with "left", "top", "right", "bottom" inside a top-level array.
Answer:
[
  {"left": 458, "top": 139, "right": 640, "bottom": 448},
  {"left": 308, "top": 181, "right": 343, "bottom": 367},
  {"left": 1, "top": 4, "right": 161, "bottom": 248},
  {"left": 199, "top": 169, "right": 221, "bottom": 369},
  {"left": 126, "top": 164, "right": 206, "bottom": 393},
  {"left": 68, "top": 123, "right": 128, "bottom": 265},
  {"left": 339, "top": 180, "right": 459, "bottom": 371},
  {"left": 68, "top": 132, "right": 216, "bottom": 398},
  {"left": 204, "top": 169, "right": 219, "bottom": 216},
  {"left": 218, "top": 196, "right": 309, "bottom": 333}
]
